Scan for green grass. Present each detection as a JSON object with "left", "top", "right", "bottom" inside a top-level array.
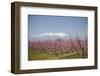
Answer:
[
  {"left": 28, "top": 48, "right": 88, "bottom": 60},
  {"left": 28, "top": 49, "right": 55, "bottom": 60}
]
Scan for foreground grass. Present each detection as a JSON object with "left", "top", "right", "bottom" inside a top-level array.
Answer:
[{"left": 28, "top": 49, "right": 88, "bottom": 60}]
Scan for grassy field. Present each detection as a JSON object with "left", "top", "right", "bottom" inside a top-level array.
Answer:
[{"left": 28, "top": 48, "right": 88, "bottom": 60}]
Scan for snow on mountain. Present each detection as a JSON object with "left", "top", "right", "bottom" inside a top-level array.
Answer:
[{"left": 32, "top": 32, "right": 68, "bottom": 41}]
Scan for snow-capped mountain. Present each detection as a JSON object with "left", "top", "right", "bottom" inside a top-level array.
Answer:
[{"left": 32, "top": 32, "right": 68, "bottom": 41}]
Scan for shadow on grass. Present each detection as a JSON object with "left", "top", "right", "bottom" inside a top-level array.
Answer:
[{"left": 28, "top": 49, "right": 88, "bottom": 60}]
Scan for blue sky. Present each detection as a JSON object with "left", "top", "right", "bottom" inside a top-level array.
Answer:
[{"left": 28, "top": 15, "right": 88, "bottom": 41}]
